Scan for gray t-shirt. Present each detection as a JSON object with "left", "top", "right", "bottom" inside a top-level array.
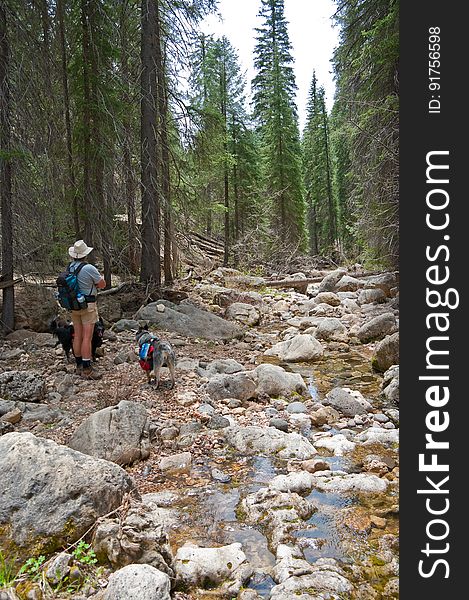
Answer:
[{"left": 69, "top": 261, "right": 102, "bottom": 297}]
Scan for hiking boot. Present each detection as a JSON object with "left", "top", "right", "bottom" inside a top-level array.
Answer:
[
  {"left": 74, "top": 364, "right": 83, "bottom": 375},
  {"left": 82, "top": 366, "right": 102, "bottom": 380}
]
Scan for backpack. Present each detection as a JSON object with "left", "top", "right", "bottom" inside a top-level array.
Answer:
[{"left": 56, "top": 262, "right": 86, "bottom": 311}]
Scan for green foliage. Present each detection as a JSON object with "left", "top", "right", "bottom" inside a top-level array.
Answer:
[
  {"left": 252, "top": 0, "right": 305, "bottom": 249},
  {"left": 332, "top": 0, "right": 399, "bottom": 266},
  {"left": 302, "top": 73, "right": 338, "bottom": 255},
  {"left": 188, "top": 33, "right": 263, "bottom": 262},
  {"left": 0, "top": 550, "right": 17, "bottom": 588},
  {"left": 71, "top": 541, "right": 97, "bottom": 566},
  {"left": 18, "top": 555, "right": 46, "bottom": 580}
]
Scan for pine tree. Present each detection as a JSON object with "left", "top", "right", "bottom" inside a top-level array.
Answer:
[
  {"left": 1, "top": 0, "right": 14, "bottom": 332},
  {"left": 189, "top": 34, "right": 254, "bottom": 263},
  {"left": 329, "top": 101, "right": 355, "bottom": 256},
  {"left": 302, "top": 73, "right": 338, "bottom": 255},
  {"left": 140, "top": 0, "right": 161, "bottom": 284},
  {"left": 252, "top": 0, "right": 305, "bottom": 249},
  {"left": 332, "top": 0, "right": 399, "bottom": 266}
]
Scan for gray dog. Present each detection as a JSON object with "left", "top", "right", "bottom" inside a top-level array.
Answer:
[{"left": 135, "top": 324, "right": 176, "bottom": 388}]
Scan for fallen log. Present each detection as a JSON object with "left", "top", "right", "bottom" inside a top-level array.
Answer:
[{"left": 254, "top": 270, "right": 398, "bottom": 294}]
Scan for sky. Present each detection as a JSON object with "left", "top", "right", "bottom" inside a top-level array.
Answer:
[{"left": 200, "top": 0, "right": 340, "bottom": 131}]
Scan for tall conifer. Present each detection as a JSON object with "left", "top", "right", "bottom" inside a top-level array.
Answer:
[{"left": 252, "top": 0, "right": 305, "bottom": 249}]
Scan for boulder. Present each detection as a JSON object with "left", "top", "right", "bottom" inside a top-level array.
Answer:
[
  {"left": 310, "top": 303, "right": 342, "bottom": 317},
  {"left": 317, "top": 269, "right": 347, "bottom": 293},
  {"left": 356, "top": 427, "right": 399, "bottom": 446},
  {"left": 214, "top": 289, "right": 264, "bottom": 308},
  {"left": 381, "top": 365, "right": 399, "bottom": 404},
  {"left": 103, "top": 564, "right": 171, "bottom": 600},
  {"left": 223, "top": 425, "right": 317, "bottom": 460},
  {"left": 0, "top": 347, "right": 25, "bottom": 361},
  {"left": 270, "top": 558, "right": 353, "bottom": 598},
  {"left": 286, "top": 401, "right": 308, "bottom": 414},
  {"left": 0, "top": 432, "right": 136, "bottom": 561},
  {"left": 0, "top": 371, "right": 46, "bottom": 403},
  {"left": 310, "top": 406, "right": 340, "bottom": 427},
  {"left": 174, "top": 542, "right": 252, "bottom": 596},
  {"left": 269, "top": 418, "right": 289, "bottom": 433},
  {"left": 314, "top": 318, "right": 348, "bottom": 342},
  {"left": 45, "top": 552, "right": 72, "bottom": 584},
  {"left": 204, "top": 372, "right": 257, "bottom": 401},
  {"left": 225, "top": 302, "right": 261, "bottom": 326},
  {"left": 68, "top": 401, "right": 150, "bottom": 466},
  {"left": 323, "top": 387, "right": 372, "bottom": 417},
  {"left": 314, "top": 292, "right": 341, "bottom": 306},
  {"left": 264, "top": 334, "right": 324, "bottom": 362},
  {"left": 134, "top": 300, "right": 243, "bottom": 340},
  {"left": 357, "top": 288, "right": 387, "bottom": 305},
  {"left": 251, "top": 364, "right": 307, "bottom": 397},
  {"left": 268, "top": 471, "right": 316, "bottom": 495},
  {"left": 207, "top": 415, "right": 230, "bottom": 430},
  {"left": 336, "top": 275, "right": 363, "bottom": 292},
  {"left": 240, "top": 487, "right": 315, "bottom": 550},
  {"left": 92, "top": 502, "right": 173, "bottom": 574},
  {"left": 197, "top": 358, "right": 244, "bottom": 378},
  {"left": 342, "top": 298, "right": 361, "bottom": 314},
  {"left": 271, "top": 299, "right": 291, "bottom": 315},
  {"left": 357, "top": 312, "right": 397, "bottom": 343},
  {"left": 21, "top": 404, "right": 66, "bottom": 425},
  {"left": 112, "top": 319, "right": 140, "bottom": 332},
  {"left": 14, "top": 284, "right": 58, "bottom": 332},
  {"left": 98, "top": 295, "right": 123, "bottom": 323},
  {"left": 301, "top": 458, "right": 330, "bottom": 474},
  {"left": 366, "top": 272, "right": 398, "bottom": 296},
  {"left": 159, "top": 452, "right": 192, "bottom": 474},
  {"left": 5, "top": 329, "right": 37, "bottom": 343},
  {"left": 311, "top": 473, "right": 388, "bottom": 495},
  {"left": 313, "top": 433, "right": 356, "bottom": 456},
  {"left": 372, "top": 332, "right": 399, "bottom": 372}
]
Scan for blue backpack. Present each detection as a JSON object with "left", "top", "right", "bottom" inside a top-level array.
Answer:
[{"left": 56, "top": 262, "right": 86, "bottom": 311}]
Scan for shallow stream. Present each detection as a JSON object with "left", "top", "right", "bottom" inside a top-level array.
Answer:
[{"left": 164, "top": 350, "right": 398, "bottom": 597}]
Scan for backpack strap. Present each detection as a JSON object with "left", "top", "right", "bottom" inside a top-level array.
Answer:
[{"left": 67, "top": 261, "right": 86, "bottom": 276}]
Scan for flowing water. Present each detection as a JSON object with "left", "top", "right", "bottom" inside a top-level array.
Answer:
[{"left": 165, "top": 350, "right": 398, "bottom": 597}]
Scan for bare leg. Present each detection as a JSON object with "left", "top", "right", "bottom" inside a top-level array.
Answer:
[
  {"left": 80, "top": 322, "right": 94, "bottom": 361},
  {"left": 73, "top": 322, "right": 83, "bottom": 358}
]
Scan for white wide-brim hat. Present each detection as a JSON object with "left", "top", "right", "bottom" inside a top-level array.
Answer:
[{"left": 68, "top": 240, "right": 93, "bottom": 259}]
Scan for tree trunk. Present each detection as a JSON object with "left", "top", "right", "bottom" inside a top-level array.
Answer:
[
  {"left": 88, "top": 2, "right": 110, "bottom": 285},
  {"left": 221, "top": 56, "right": 229, "bottom": 267},
  {"left": 120, "top": 3, "right": 138, "bottom": 274},
  {"left": 155, "top": 0, "right": 172, "bottom": 284},
  {"left": 322, "top": 107, "right": 336, "bottom": 247},
  {"left": 81, "top": 0, "right": 93, "bottom": 245},
  {"left": 308, "top": 196, "right": 318, "bottom": 256},
  {"left": 140, "top": 0, "right": 160, "bottom": 284},
  {"left": 206, "top": 186, "right": 212, "bottom": 237},
  {"left": 101, "top": 169, "right": 113, "bottom": 290},
  {"left": 57, "top": 0, "right": 80, "bottom": 237},
  {"left": 0, "top": 4, "right": 14, "bottom": 333}
]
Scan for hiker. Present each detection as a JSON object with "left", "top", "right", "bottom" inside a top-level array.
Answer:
[{"left": 67, "top": 240, "right": 106, "bottom": 379}]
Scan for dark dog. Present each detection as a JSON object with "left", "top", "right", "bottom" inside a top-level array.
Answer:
[
  {"left": 135, "top": 324, "right": 176, "bottom": 388},
  {"left": 50, "top": 317, "right": 105, "bottom": 362}
]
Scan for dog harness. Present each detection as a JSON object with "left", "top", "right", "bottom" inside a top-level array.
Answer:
[{"left": 138, "top": 337, "right": 158, "bottom": 371}]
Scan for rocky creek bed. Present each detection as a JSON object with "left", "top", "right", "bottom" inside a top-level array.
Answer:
[{"left": 0, "top": 267, "right": 399, "bottom": 599}]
